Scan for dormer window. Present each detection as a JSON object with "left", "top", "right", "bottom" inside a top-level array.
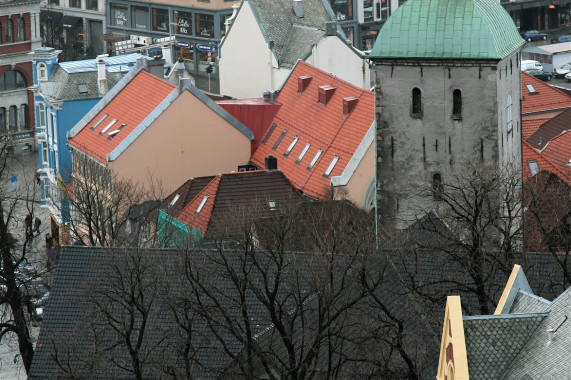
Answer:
[
  {"left": 298, "top": 75, "right": 313, "bottom": 93},
  {"left": 318, "top": 85, "right": 336, "bottom": 105},
  {"left": 37, "top": 63, "right": 48, "bottom": 82},
  {"left": 268, "top": 200, "right": 276, "bottom": 211}
]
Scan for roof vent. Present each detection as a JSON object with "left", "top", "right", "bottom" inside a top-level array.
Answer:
[
  {"left": 293, "top": 0, "right": 304, "bottom": 18},
  {"left": 298, "top": 75, "right": 313, "bottom": 93},
  {"left": 265, "top": 155, "right": 278, "bottom": 170},
  {"left": 318, "top": 85, "right": 337, "bottom": 105},
  {"left": 343, "top": 97, "right": 359, "bottom": 115}
]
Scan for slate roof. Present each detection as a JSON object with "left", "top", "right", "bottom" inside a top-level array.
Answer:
[
  {"left": 245, "top": 0, "right": 337, "bottom": 67},
  {"left": 169, "top": 170, "right": 303, "bottom": 238},
  {"left": 463, "top": 314, "right": 546, "bottom": 380},
  {"left": 509, "top": 290, "right": 550, "bottom": 314},
  {"left": 521, "top": 72, "right": 571, "bottom": 115},
  {"left": 369, "top": 0, "right": 524, "bottom": 60},
  {"left": 249, "top": 61, "right": 374, "bottom": 201},
  {"left": 67, "top": 69, "right": 176, "bottom": 164},
  {"left": 38, "top": 53, "right": 147, "bottom": 102}
]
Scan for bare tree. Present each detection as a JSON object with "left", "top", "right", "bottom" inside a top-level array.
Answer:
[
  {"left": 406, "top": 163, "right": 523, "bottom": 315},
  {"left": 0, "top": 142, "right": 43, "bottom": 373},
  {"left": 62, "top": 152, "right": 164, "bottom": 248}
]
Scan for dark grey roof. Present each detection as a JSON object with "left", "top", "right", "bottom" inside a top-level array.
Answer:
[
  {"left": 248, "top": 0, "right": 336, "bottom": 67},
  {"left": 39, "top": 67, "right": 124, "bottom": 101},
  {"left": 510, "top": 290, "right": 550, "bottom": 314},
  {"left": 503, "top": 287, "right": 571, "bottom": 379},
  {"left": 463, "top": 314, "right": 546, "bottom": 380}
]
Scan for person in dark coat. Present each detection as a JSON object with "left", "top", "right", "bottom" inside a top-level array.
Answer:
[
  {"left": 33, "top": 217, "right": 41, "bottom": 236},
  {"left": 25, "top": 214, "right": 33, "bottom": 241}
]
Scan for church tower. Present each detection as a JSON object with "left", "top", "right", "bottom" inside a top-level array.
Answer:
[{"left": 368, "top": 0, "right": 525, "bottom": 230}]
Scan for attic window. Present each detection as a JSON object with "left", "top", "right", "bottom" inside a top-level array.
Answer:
[
  {"left": 100, "top": 119, "right": 117, "bottom": 135},
  {"left": 78, "top": 84, "right": 88, "bottom": 94},
  {"left": 528, "top": 160, "right": 539, "bottom": 175},
  {"left": 284, "top": 136, "right": 299, "bottom": 157},
  {"left": 262, "top": 123, "right": 276, "bottom": 145},
  {"left": 298, "top": 75, "right": 313, "bottom": 93},
  {"left": 108, "top": 123, "right": 126, "bottom": 139},
  {"left": 168, "top": 194, "right": 180, "bottom": 208},
  {"left": 307, "top": 149, "right": 323, "bottom": 171},
  {"left": 268, "top": 200, "right": 276, "bottom": 211},
  {"left": 272, "top": 130, "right": 287, "bottom": 150},
  {"left": 318, "top": 85, "right": 336, "bottom": 105},
  {"left": 343, "top": 97, "right": 359, "bottom": 115},
  {"left": 195, "top": 196, "right": 209, "bottom": 216},
  {"left": 296, "top": 143, "right": 311, "bottom": 164},
  {"left": 323, "top": 156, "right": 339, "bottom": 178},
  {"left": 91, "top": 114, "right": 108, "bottom": 130},
  {"left": 526, "top": 84, "right": 537, "bottom": 94}
]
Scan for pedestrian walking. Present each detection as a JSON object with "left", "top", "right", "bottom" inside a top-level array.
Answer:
[{"left": 33, "top": 217, "right": 41, "bottom": 236}]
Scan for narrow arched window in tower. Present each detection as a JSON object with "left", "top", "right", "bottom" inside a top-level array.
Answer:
[
  {"left": 432, "top": 172, "right": 443, "bottom": 200},
  {"left": 452, "top": 89, "right": 462, "bottom": 120},
  {"left": 506, "top": 94, "right": 513, "bottom": 133},
  {"left": 411, "top": 87, "right": 422, "bottom": 118}
]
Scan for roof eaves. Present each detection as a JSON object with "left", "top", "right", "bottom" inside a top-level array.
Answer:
[
  {"left": 182, "top": 82, "right": 254, "bottom": 140},
  {"left": 107, "top": 87, "right": 179, "bottom": 163},
  {"left": 67, "top": 60, "right": 146, "bottom": 140},
  {"left": 330, "top": 121, "right": 374, "bottom": 187},
  {"left": 463, "top": 312, "right": 549, "bottom": 322}
]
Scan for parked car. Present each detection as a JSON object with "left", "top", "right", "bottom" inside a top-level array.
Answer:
[
  {"left": 565, "top": 71, "right": 571, "bottom": 82},
  {"left": 524, "top": 69, "right": 552, "bottom": 81},
  {"left": 521, "top": 30, "right": 548, "bottom": 42},
  {"left": 551, "top": 34, "right": 571, "bottom": 43},
  {"left": 556, "top": 63, "right": 571, "bottom": 77},
  {"left": 521, "top": 60, "right": 543, "bottom": 71}
]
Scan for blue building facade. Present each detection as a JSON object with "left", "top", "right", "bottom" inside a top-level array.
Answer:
[{"left": 31, "top": 48, "right": 148, "bottom": 244}]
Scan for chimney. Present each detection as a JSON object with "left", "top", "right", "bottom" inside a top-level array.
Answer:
[
  {"left": 225, "top": 3, "right": 241, "bottom": 35},
  {"left": 162, "top": 44, "right": 173, "bottom": 65},
  {"left": 318, "top": 85, "right": 336, "bottom": 105},
  {"left": 293, "top": 0, "right": 304, "bottom": 18},
  {"left": 343, "top": 97, "right": 359, "bottom": 115},
  {"left": 176, "top": 58, "right": 185, "bottom": 79},
  {"left": 298, "top": 75, "right": 313, "bottom": 93},
  {"left": 325, "top": 22, "right": 337, "bottom": 36},
  {"left": 145, "top": 56, "right": 166, "bottom": 79},
  {"left": 96, "top": 54, "right": 108, "bottom": 95},
  {"left": 265, "top": 155, "right": 278, "bottom": 170}
]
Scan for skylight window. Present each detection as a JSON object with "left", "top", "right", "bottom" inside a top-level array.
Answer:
[
  {"left": 91, "top": 114, "right": 108, "bottom": 130},
  {"left": 526, "top": 84, "right": 537, "bottom": 94},
  {"left": 262, "top": 123, "right": 276, "bottom": 145},
  {"left": 296, "top": 143, "right": 311, "bottom": 164},
  {"left": 284, "top": 136, "right": 299, "bottom": 157},
  {"left": 268, "top": 200, "right": 276, "bottom": 211},
  {"left": 528, "top": 160, "right": 539, "bottom": 175},
  {"left": 307, "top": 149, "right": 323, "bottom": 171},
  {"left": 195, "top": 196, "right": 209, "bottom": 216},
  {"left": 78, "top": 84, "right": 88, "bottom": 94},
  {"left": 272, "top": 130, "right": 287, "bottom": 150},
  {"left": 567, "top": 159, "right": 571, "bottom": 167},
  {"left": 108, "top": 123, "right": 126, "bottom": 139},
  {"left": 100, "top": 119, "right": 117, "bottom": 135},
  {"left": 169, "top": 194, "right": 180, "bottom": 208},
  {"left": 323, "top": 156, "right": 340, "bottom": 178}
]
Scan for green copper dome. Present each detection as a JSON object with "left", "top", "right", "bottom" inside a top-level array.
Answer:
[{"left": 369, "top": 0, "right": 525, "bottom": 60}]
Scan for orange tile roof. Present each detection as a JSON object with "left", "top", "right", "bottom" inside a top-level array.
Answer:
[
  {"left": 522, "top": 118, "right": 550, "bottom": 140},
  {"left": 68, "top": 70, "right": 176, "bottom": 164},
  {"left": 522, "top": 141, "right": 564, "bottom": 180},
  {"left": 521, "top": 72, "right": 571, "bottom": 115},
  {"left": 177, "top": 175, "right": 222, "bottom": 236},
  {"left": 538, "top": 131, "right": 571, "bottom": 183},
  {"left": 249, "top": 61, "right": 374, "bottom": 200}
]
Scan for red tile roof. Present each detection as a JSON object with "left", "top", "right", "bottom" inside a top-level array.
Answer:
[
  {"left": 68, "top": 70, "right": 176, "bottom": 164},
  {"left": 217, "top": 98, "right": 282, "bottom": 154},
  {"left": 522, "top": 118, "right": 551, "bottom": 140},
  {"left": 177, "top": 175, "right": 222, "bottom": 236},
  {"left": 249, "top": 61, "right": 374, "bottom": 200},
  {"left": 521, "top": 72, "right": 571, "bottom": 115}
]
